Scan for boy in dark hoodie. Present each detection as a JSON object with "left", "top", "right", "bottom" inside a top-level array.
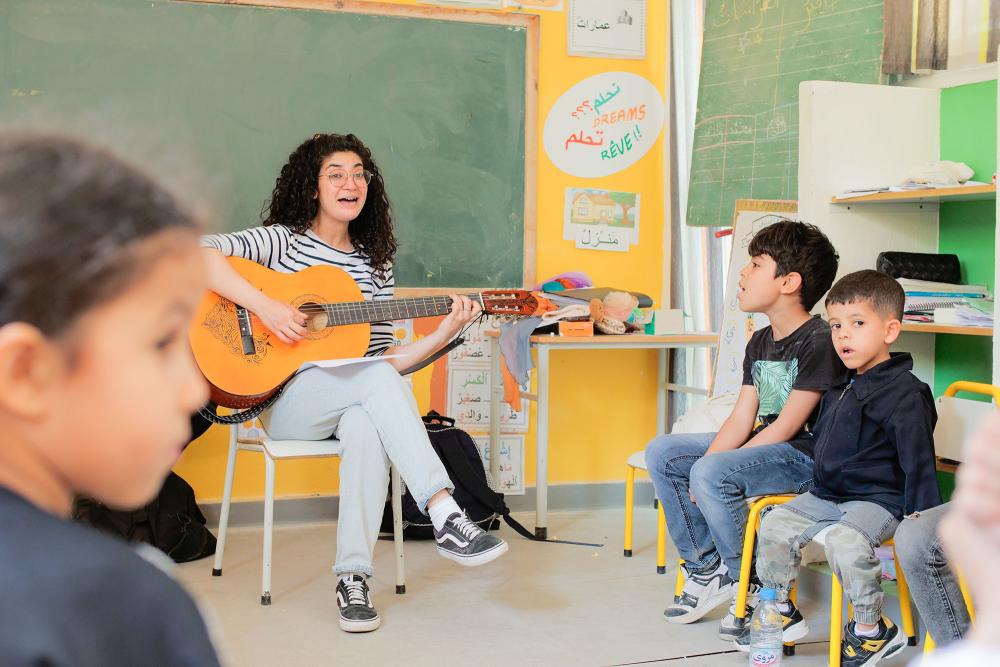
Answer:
[{"left": 736, "top": 270, "right": 941, "bottom": 666}]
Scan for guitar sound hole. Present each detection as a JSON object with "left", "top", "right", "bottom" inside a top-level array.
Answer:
[{"left": 294, "top": 299, "right": 332, "bottom": 340}]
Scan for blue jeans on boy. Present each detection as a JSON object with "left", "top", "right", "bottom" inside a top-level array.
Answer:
[{"left": 645, "top": 432, "right": 815, "bottom": 577}]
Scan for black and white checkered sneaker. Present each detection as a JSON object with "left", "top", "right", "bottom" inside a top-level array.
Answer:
[
  {"left": 336, "top": 574, "right": 380, "bottom": 633},
  {"left": 434, "top": 512, "right": 508, "bottom": 566}
]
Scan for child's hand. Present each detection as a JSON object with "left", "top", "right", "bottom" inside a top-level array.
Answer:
[
  {"left": 689, "top": 489, "right": 697, "bottom": 505},
  {"left": 436, "top": 294, "right": 481, "bottom": 341},
  {"left": 255, "top": 296, "right": 308, "bottom": 344}
]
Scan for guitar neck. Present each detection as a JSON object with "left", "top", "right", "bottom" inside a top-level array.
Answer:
[{"left": 318, "top": 294, "right": 483, "bottom": 327}]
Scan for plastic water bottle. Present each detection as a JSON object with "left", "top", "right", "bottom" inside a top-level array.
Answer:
[{"left": 748, "top": 588, "right": 783, "bottom": 667}]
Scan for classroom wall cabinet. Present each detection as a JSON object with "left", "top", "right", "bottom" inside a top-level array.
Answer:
[{"left": 797, "top": 77, "right": 999, "bottom": 390}]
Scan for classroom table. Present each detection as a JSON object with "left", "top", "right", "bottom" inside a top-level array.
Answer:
[{"left": 486, "top": 331, "right": 719, "bottom": 538}]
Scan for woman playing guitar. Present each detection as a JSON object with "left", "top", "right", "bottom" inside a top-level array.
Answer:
[{"left": 201, "top": 133, "right": 507, "bottom": 633}]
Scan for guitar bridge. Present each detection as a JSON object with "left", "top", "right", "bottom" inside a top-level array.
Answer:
[{"left": 236, "top": 306, "right": 256, "bottom": 356}]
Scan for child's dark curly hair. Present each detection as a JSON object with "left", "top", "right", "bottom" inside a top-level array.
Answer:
[{"left": 262, "top": 133, "right": 396, "bottom": 278}]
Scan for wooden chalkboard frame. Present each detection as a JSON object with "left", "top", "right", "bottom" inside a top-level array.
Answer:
[{"left": 180, "top": 0, "right": 539, "bottom": 294}]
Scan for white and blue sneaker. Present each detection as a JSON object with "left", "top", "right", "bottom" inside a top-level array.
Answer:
[{"left": 434, "top": 511, "right": 508, "bottom": 566}]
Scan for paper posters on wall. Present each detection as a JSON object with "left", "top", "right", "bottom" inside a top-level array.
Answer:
[
  {"left": 472, "top": 434, "right": 526, "bottom": 494},
  {"left": 543, "top": 71, "right": 664, "bottom": 178},
  {"left": 448, "top": 318, "right": 503, "bottom": 366},
  {"left": 568, "top": 0, "right": 646, "bottom": 59},
  {"left": 712, "top": 200, "right": 799, "bottom": 398},
  {"left": 565, "top": 187, "right": 639, "bottom": 252},
  {"left": 504, "top": 0, "right": 563, "bottom": 9},
  {"left": 448, "top": 367, "right": 528, "bottom": 431},
  {"left": 392, "top": 319, "right": 414, "bottom": 347}
]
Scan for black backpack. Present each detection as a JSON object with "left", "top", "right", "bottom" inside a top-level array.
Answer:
[
  {"left": 72, "top": 472, "right": 217, "bottom": 563},
  {"left": 381, "top": 412, "right": 600, "bottom": 547}
]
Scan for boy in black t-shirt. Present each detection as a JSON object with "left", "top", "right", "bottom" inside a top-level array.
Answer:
[
  {"left": 645, "top": 220, "right": 843, "bottom": 639},
  {"left": 0, "top": 134, "right": 221, "bottom": 666}
]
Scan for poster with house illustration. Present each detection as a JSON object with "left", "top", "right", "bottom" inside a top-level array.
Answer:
[{"left": 564, "top": 187, "right": 639, "bottom": 251}]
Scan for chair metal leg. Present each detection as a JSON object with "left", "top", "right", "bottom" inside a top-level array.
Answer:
[
  {"left": 958, "top": 572, "right": 975, "bottom": 622},
  {"left": 734, "top": 500, "right": 765, "bottom": 630},
  {"left": 212, "top": 426, "right": 239, "bottom": 577},
  {"left": 624, "top": 466, "right": 635, "bottom": 557},
  {"left": 830, "top": 573, "right": 844, "bottom": 667},
  {"left": 923, "top": 631, "right": 936, "bottom": 654},
  {"left": 784, "top": 583, "right": 799, "bottom": 656},
  {"left": 893, "top": 546, "right": 917, "bottom": 645},
  {"left": 674, "top": 558, "right": 685, "bottom": 603},
  {"left": 656, "top": 502, "right": 667, "bottom": 573},
  {"left": 261, "top": 451, "right": 275, "bottom": 606},
  {"left": 391, "top": 465, "right": 406, "bottom": 594}
]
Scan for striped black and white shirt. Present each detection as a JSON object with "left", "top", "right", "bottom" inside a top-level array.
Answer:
[{"left": 201, "top": 225, "right": 395, "bottom": 357}]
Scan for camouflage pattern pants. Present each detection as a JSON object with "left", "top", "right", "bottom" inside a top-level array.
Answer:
[{"left": 756, "top": 492, "right": 898, "bottom": 625}]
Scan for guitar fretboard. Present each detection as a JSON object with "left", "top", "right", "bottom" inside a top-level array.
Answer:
[{"left": 315, "top": 294, "right": 484, "bottom": 327}]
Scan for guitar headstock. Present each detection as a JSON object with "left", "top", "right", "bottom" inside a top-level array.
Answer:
[{"left": 480, "top": 290, "right": 538, "bottom": 317}]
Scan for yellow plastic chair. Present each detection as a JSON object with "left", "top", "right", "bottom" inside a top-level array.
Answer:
[
  {"left": 624, "top": 450, "right": 668, "bottom": 573},
  {"left": 669, "top": 495, "right": 802, "bottom": 653}
]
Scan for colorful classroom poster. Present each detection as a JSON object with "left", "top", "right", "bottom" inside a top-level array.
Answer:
[
  {"left": 564, "top": 187, "right": 639, "bottom": 251},
  {"left": 472, "top": 434, "right": 526, "bottom": 495},
  {"left": 448, "top": 367, "right": 528, "bottom": 431},
  {"left": 422, "top": 0, "right": 503, "bottom": 7},
  {"left": 567, "top": 0, "right": 646, "bottom": 59},
  {"left": 543, "top": 71, "right": 664, "bottom": 178}
]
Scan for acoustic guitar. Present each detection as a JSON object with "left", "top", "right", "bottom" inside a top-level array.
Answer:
[{"left": 189, "top": 257, "right": 537, "bottom": 409}]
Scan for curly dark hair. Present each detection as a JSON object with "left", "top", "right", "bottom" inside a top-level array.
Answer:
[
  {"left": 262, "top": 133, "right": 396, "bottom": 278},
  {"left": 748, "top": 220, "right": 839, "bottom": 311}
]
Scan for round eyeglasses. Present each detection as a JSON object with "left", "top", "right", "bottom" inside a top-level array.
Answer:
[{"left": 323, "top": 169, "right": 373, "bottom": 187}]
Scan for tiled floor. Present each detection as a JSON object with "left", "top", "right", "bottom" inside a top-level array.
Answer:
[{"left": 176, "top": 507, "right": 921, "bottom": 666}]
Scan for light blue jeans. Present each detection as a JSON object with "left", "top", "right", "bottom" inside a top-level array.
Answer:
[
  {"left": 645, "top": 432, "right": 815, "bottom": 576},
  {"left": 261, "top": 361, "right": 454, "bottom": 577},
  {"left": 894, "top": 503, "right": 970, "bottom": 645}
]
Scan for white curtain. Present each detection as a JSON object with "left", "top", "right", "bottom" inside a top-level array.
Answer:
[{"left": 669, "top": 0, "right": 729, "bottom": 421}]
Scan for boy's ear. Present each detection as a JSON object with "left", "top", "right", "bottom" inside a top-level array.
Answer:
[
  {"left": 0, "top": 323, "right": 60, "bottom": 420},
  {"left": 779, "top": 271, "right": 803, "bottom": 296},
  {"left": 884, "top": 318, "right": 902, "bottom": 345}
]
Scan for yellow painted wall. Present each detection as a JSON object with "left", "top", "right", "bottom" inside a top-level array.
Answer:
[{"left": 174, "top": 0, "right": 671, "bottom": 502}]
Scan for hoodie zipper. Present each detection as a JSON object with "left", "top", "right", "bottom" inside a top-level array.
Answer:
[{"left": 814, "top": 382, "right": 853, "bottom": 454}]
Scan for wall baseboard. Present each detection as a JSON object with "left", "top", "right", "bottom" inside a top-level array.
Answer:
[{"left": 200, "top": 480, "right": 656, "bottom": 529}]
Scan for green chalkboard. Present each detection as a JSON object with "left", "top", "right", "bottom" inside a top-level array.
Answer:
[
  {"left": 687, "top": 0, "right": 883, "bottom": 227},
  {"left": 0, "top": 0, "right": 529, "bottom": 288}
]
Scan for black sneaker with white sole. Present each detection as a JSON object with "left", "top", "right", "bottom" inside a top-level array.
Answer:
[
  {"left": 664, "top": 561, "right": 736, "bottom": 624},
  {"left": 733, "top": 600, "right": 809, "bottom": 651},
  {"left": 719, "top": 583, "right": 761, "bottom": 640},
  {"left": 336, "top": 574, "right": 380, "bottom": 633},
  {"left": 435, "top": 512, "right": 508, "bottom": 566},
  {"left": 840, "top": 617, "right": 907, "bottom": 667}
]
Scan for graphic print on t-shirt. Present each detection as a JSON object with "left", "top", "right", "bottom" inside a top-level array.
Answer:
[{"left": 752, "top": 358, "right": 799, "bottom": 416}]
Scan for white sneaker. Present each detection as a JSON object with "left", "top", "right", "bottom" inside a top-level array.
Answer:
[
  {"left": 663, "top": 562, "right": 736, "bottom": 624},
  {"left": 719, "top": 583, "right": 761, "bottom": 640}
]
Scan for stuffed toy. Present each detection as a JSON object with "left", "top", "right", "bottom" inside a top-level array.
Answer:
[{"left": 589, "top": 291, "right": 640, "bottom": 335}]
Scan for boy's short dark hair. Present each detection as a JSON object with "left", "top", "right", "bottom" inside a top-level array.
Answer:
[
  {"left": 748, "top": 220, "right": 839, "bottom": 310},
  {"left": 825, "top": 269, "right": 905, "bottom": 320},
  {"left": 0, "top": 132, "right": 197, "bottom": 337}
]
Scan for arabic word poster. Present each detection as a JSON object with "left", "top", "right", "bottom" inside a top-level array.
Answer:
[
  {"left": 564, "top": 187, "right": 639, "bottom": 252},
  {"left": 472, "top": 434, "right": 526, "bottom": 495},
  {"left": 448, "top": 367, "right": 528, "bottom": 432},
  {"left": 543, "top": 71, "right": 664, "bottom": 178},
  {"left": 568, "top": 0, "right": 646, "bottom": 59},
  {"left": 448, "top": 318, "right": 503, "bottom": 367}
]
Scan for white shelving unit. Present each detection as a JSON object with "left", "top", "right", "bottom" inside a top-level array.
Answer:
[{"left": 797, "top": 78, "right": 998, "bottom": 388}]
